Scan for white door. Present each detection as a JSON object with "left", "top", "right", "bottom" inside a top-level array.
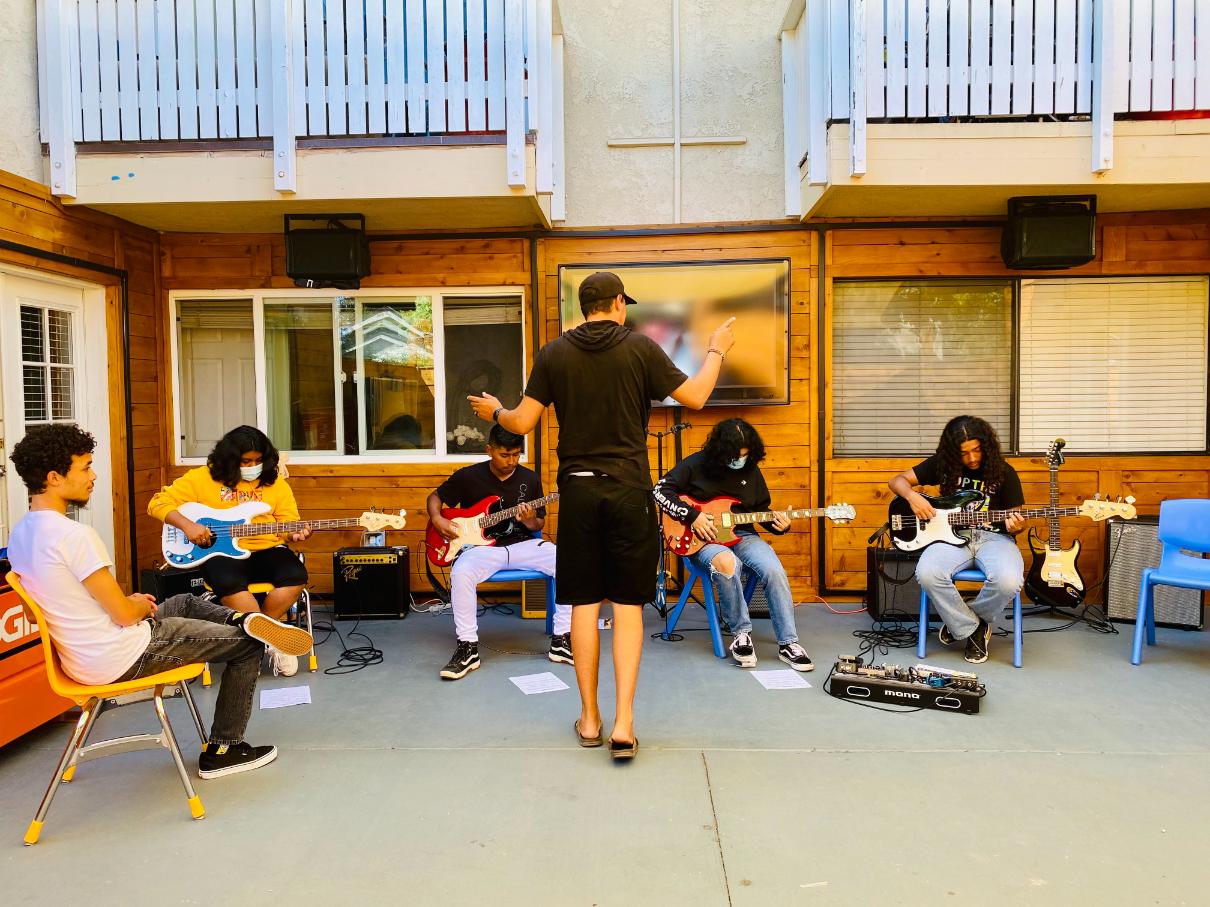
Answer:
[{"left": 0, "top": 271, "right": 114, "bottom": 555}]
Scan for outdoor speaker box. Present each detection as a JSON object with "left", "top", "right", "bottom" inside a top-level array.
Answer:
[
  {"left": 865, "top": 546, "right": 934, "bottom": 622},
  {"left": 520, "top": 579, "right": 548, "bottom": 619},
  {"left": 140, "top": 565, "right": 207, "bottom": 601},
  {"left": 1001, "top": 195, "right": 1096, "bottom": 269},
  {"left": 284, "top": 214, "right": 371, "bottom": 288},
  {"left": 1105, "top": 518, "right": 1204, "bottom": 630},
  {"left": 333, "top": 546, "right": 409, "bottom": 620}
]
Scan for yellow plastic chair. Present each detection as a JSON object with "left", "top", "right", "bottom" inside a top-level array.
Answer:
[
  {"left": 200, "top": 580, "right": 317, "bottom": 686},
  {"left": 7, "top": 572, "right": 209, "bottom": 845}
]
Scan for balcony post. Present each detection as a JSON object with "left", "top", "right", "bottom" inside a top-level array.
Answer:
[
  {"left": 535, "top": 0, "right": 554, "bottom": 195},
  {"left": 505, "top": 0, "right": 526, "bottom": 188},
  {"left": 42, "top": 0, "right": 77, "bottom": 197},
  {"left": 849, "top": 0, "right": 867, "bottom": 177},
  {"left": 806, "top": 0, "right": 830, "bottom": 185},
  {"left": 270, "top": 0, "right": 297, "bottom": 193},
  {"left": 1091, "top": 0, "right": 1116, "bottom": 173}
]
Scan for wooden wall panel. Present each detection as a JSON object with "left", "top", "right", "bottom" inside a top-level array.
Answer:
[{"left": 0, "top": 170, "right": 163, "bottom": 589}]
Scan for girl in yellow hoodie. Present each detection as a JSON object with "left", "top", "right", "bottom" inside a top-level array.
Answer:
[{"left": 148, "top": 426, "right": 312, "bottom": 674}]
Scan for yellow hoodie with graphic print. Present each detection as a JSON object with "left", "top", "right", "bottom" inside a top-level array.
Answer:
[{"left": 147, "top": 465, "right": 301, "bottom": 551}]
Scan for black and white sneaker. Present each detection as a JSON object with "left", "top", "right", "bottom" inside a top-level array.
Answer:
[
  {"left": 729, "top": 632, "right": 757, "bottom": 668},
  {"left": 778, "top": 643, "right": 814, "bottom": 672},
  {"left": 197, "top": 741, "right": 278, "bottom": 779},
  {"left": 963, "top": 619, "right": 992, "bottom": 664},
  {"left": 440, "top": 641, "right": 481, "bottom": 680},
  {"left": 547, "top": 634, "right": 574, "bottom": 665},
  {"left": 938, "top": 623, "right": 955, "bottom": 646}
]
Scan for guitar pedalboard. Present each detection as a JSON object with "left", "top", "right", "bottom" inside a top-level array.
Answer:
[{"left": 826, "top": 655, "right": 987, "bottom": 714}]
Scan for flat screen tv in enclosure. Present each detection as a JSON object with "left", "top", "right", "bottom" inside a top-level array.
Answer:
[{"left": 558, "top": 261, "right": 791, "bottom": 406}]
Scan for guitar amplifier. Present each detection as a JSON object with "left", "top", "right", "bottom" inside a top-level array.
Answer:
[
  {"left": 333, "top": 547, "right": 410, "bottom": 620},
  {"left": 1105, "top": 518, "right": 1203, "bottom": 630},
  {"left": 140, "top": 564, "right": 208, "bottom": 601},
  {"left": 865, "top": 546, "right": 935, "bottom": 621}
]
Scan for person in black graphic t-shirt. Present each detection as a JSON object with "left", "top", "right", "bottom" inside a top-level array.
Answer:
[
  {"left": 888, "top": 415, "right": 1025, "bottom": 664},
  {"left": 428, "top": 425, "right": 572, "bottom": 679},
  {"left": 468, "top": 270, "right": 736, "bottom": 761}
]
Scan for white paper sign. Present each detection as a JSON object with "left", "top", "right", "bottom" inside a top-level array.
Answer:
[
  {"left": 751, "top": 670, "right": 812, "bottom": 690},
  {"left": 509, "top": 672, "right": 571, "bottom": 695},
  {"left": 259, "top": 686, "right": 312, "bottom": 709}
]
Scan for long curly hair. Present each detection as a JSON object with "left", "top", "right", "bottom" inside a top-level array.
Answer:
[
  {"left": 700, "top": 418, "right": 766, "bottom": 478},
  {"left": 934, "top": 415, "right": 1006, "bottom": 495},
  {"left": 208, "top": 425, "right": 281, "bottom": 488}
]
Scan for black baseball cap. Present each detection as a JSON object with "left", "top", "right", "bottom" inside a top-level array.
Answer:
[{"left": 579, "top": 271, "right": 637, "bottom": 308}]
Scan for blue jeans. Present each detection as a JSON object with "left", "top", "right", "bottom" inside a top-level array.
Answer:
[
  {"left": 690, "top": 534, "right": 799, "bottom": 645},
  {"left": 915, "top": 530, "right": 1024, "bottom": 640}
]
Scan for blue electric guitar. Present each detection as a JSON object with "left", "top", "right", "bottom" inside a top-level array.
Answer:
[{"left": 161, "top": 501, "right": 406, "bottom": 567}]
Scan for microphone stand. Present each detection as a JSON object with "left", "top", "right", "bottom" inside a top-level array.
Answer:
[{"left": 648, "top": 409, "right": 693, "bottom": 618}]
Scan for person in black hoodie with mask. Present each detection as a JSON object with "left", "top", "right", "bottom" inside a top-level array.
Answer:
[
  {"left": 469, "top": 271, "right": 735, "bottom": 760},
  {"left": 654, "top": 418, "right": 812, "bottom": 672}
]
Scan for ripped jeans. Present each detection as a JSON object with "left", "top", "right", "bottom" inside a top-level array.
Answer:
[{"left": 689, "top": 533, "right": 799, "bottom": 645}]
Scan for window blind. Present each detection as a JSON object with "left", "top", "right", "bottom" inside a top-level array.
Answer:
[
  {"left": 833, "top": 280, "right": 1013, "bottom": 455},
  {"left": 1019, "top": 276, "right": 1209, "bottom": 453}
]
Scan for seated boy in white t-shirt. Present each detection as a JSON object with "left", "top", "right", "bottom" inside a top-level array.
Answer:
[{"left": 6, "top": 423, "right": 313, "bottom": 779}]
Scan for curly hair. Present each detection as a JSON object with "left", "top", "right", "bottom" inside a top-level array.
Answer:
[
  {"left": 934, "top": 415, "right": 1006, "bottom": 495},
  {"left": 208, "top": 425, "right": 280, "bottom": 488},
  {"left": 700, "top": 418, "right": 766, "bottom": 478},
  {"left": 9, "top": 423, "right": 97, "bottom": 494}
]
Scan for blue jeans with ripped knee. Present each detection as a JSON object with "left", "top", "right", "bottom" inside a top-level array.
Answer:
[{"left": 689, "top": 533, "right": 799, "bottom": 645}]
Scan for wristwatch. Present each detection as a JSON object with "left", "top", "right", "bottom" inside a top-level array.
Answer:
[{"left": 492, "top": 406, "right": 504, "bottom": 423}]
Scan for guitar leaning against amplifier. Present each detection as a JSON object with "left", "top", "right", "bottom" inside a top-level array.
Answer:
[
  {"left": 661, "top": 497, "right": 856, "bottom": 556},
  {"left": 425, "top": 493, "right": 560, "bottom": 567},
  {"left": 1025, "top": 438, "right": 1086, "bottom": 609},
  {"left": 887, "top": 491, "right": 1136, "bottom": 552},
  {"left": 162, "top": 501, "right": 406, "bottom": 567}
]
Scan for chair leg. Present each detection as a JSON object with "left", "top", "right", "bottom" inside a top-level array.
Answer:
[
  {"left": 545, "top": 577, "right": 555, "bottom": 636},
  {"left": 917, "top": 589, "right": 929, "bottom": 659},
  {"left": 24, "top": 697, "right": 101, "bottom": 845},
  {"left": 180, "top": 680, "right": 209, "bottom": 748},
  {"left": 301, "top": 589, "right": 317, "bottom": 672},
  {"left": 61, "top": 698, "right": 105, "bottom": 783},
  {"left": 1145, "top": 586, "right": 1157, "bottom": 646},
  {"left": 202, "top": 664, "right": 212, "bottom": 687},
  {"left": 153, "top": 686, "right": 205, "bottom": 820},
  {"left": 665, "top": 577, "right": 696, "bottom": 637},
  {"left": 702, "top": 582, "right": 726, "bottom": 659},
  {"left": 1132, "top": 584, "right": 1152, "bottom": 665},
  {"left": 1012, "top": 592, "right": 1022, "bottom": 668}
]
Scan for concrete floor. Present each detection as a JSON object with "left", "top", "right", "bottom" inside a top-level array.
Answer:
[{"left": 2, "top": 599, "right": 1209, "bottom": 905}]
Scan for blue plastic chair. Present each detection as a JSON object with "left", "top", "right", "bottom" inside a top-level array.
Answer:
[
  {"left": 1131, "top": 499, "right": 1210, "bottom": 665},
  {"left": 484, "top": 567, "right": 556, "bottom": 634},
  {"left": 918, "top": 567, "right": 1023, "bottom": 668},
  {"left": 665, "top": 556, "right": 760, "bottom": 658}
]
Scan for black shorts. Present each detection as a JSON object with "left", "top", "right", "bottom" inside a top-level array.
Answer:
[
  {"left": 201, "top": 546, "right": 309, "bottom": 598},
  {"left": 555, "top": 475, "right": 660, "bottom": 606}
]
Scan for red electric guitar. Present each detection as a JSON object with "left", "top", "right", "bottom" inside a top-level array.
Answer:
[
  {"left": 425, "top": 493, "right": 560, "bottom": 566},
  {"left": 661, "top": 495, "right": 856, "bottom": 556}
]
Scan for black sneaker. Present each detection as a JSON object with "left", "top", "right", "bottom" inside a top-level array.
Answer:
[
  {"left": 440, "top": 641, "right": 481, "bottom": 680},
  {"left": 938, "top": 623, "right": 955, "bottom": 646},
  {"left": 778, "top": 643, "right": 814, "bottom": 672},
  {"left": 548, "top": 634, "right": 574, "bottom": 665},
  {"left": 197, "top": 741, "right": 278, "bottom": 779},
  {"left": 964, "top": 620, "right": 992, "bottom": 664},
  {"left": 729, "top": 632, "right": 757, "bottom": 668}
]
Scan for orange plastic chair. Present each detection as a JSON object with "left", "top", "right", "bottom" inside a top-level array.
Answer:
[{"left": 6, "top": 572, "right": 209, "bottom": 845}]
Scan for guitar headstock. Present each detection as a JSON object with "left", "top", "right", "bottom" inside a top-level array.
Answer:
[
  {"left": 359, "top": 509, "right": 407, "bottom": 531},
  {"left": 1078, "top": 495, "right": 1136, "bottom": 522},
  {"left": 1046, "top": 437, "right": 1067, "bottom": 468},
  {"left": 825, "top": 503, "right": 857, "bottom": 524}
]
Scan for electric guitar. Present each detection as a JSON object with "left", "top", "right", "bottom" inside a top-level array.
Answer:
[
  {"left": 425, "top": 493, "right": 560, "bottom": 566},
  {"left": 162, "top": 501, "right": 406, "bottom": 567},
  {"left": 888, "top": 490, "right": 1135, "bottom": 552},
  {"left": 662, "top": 496, "right": 856, "bottom": 556},
  {"left": 1025, "top": 439, "right": 1086, "bottom": 608}
]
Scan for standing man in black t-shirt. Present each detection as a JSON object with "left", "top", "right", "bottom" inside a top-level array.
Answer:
[
  {"left": 469, "top": 271, "right": 736, "bottom": 760},
  {"left": 428, "top": 425, "right": 571, "bottom": 679},
  {"left": 888, "top": 415, "right": 1026, "bottom": 664}
]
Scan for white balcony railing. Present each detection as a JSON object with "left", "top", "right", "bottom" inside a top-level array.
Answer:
[
  {"left": 37, "top": 0, "right": 563, "bottom": 210},
  {"left": 781, "top": 0, "right": 1210, "bottom": 212}
]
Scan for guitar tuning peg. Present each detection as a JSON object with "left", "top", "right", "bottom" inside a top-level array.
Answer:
[
  {"left": 1093, "top": 492, "right": 1101, "bottom": 501},
  {"left": 1125, "top": 495, "right": 1135, "bottom": 504}
]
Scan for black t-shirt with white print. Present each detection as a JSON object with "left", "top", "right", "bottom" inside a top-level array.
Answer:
[
  {"left": 434, "top": 461, "right": 546, "bottom": 547},
  {"left": 912, "top": 454, "right": 1024, "bottom": 534}
]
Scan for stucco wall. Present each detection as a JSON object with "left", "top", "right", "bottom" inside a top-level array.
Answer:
[
  {"left": 559, "top": 0, "right": 787, "bottom": 227},
  {"left": 0, "top": 0, "right": 44, "bottom": 184}
]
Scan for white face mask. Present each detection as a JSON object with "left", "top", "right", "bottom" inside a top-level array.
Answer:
[
  {"left": 240, "top": 464, "right": 263, "bottom": 482},
  {"left": 727, "top": 455, "right": 748, "bottom": 470}
]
